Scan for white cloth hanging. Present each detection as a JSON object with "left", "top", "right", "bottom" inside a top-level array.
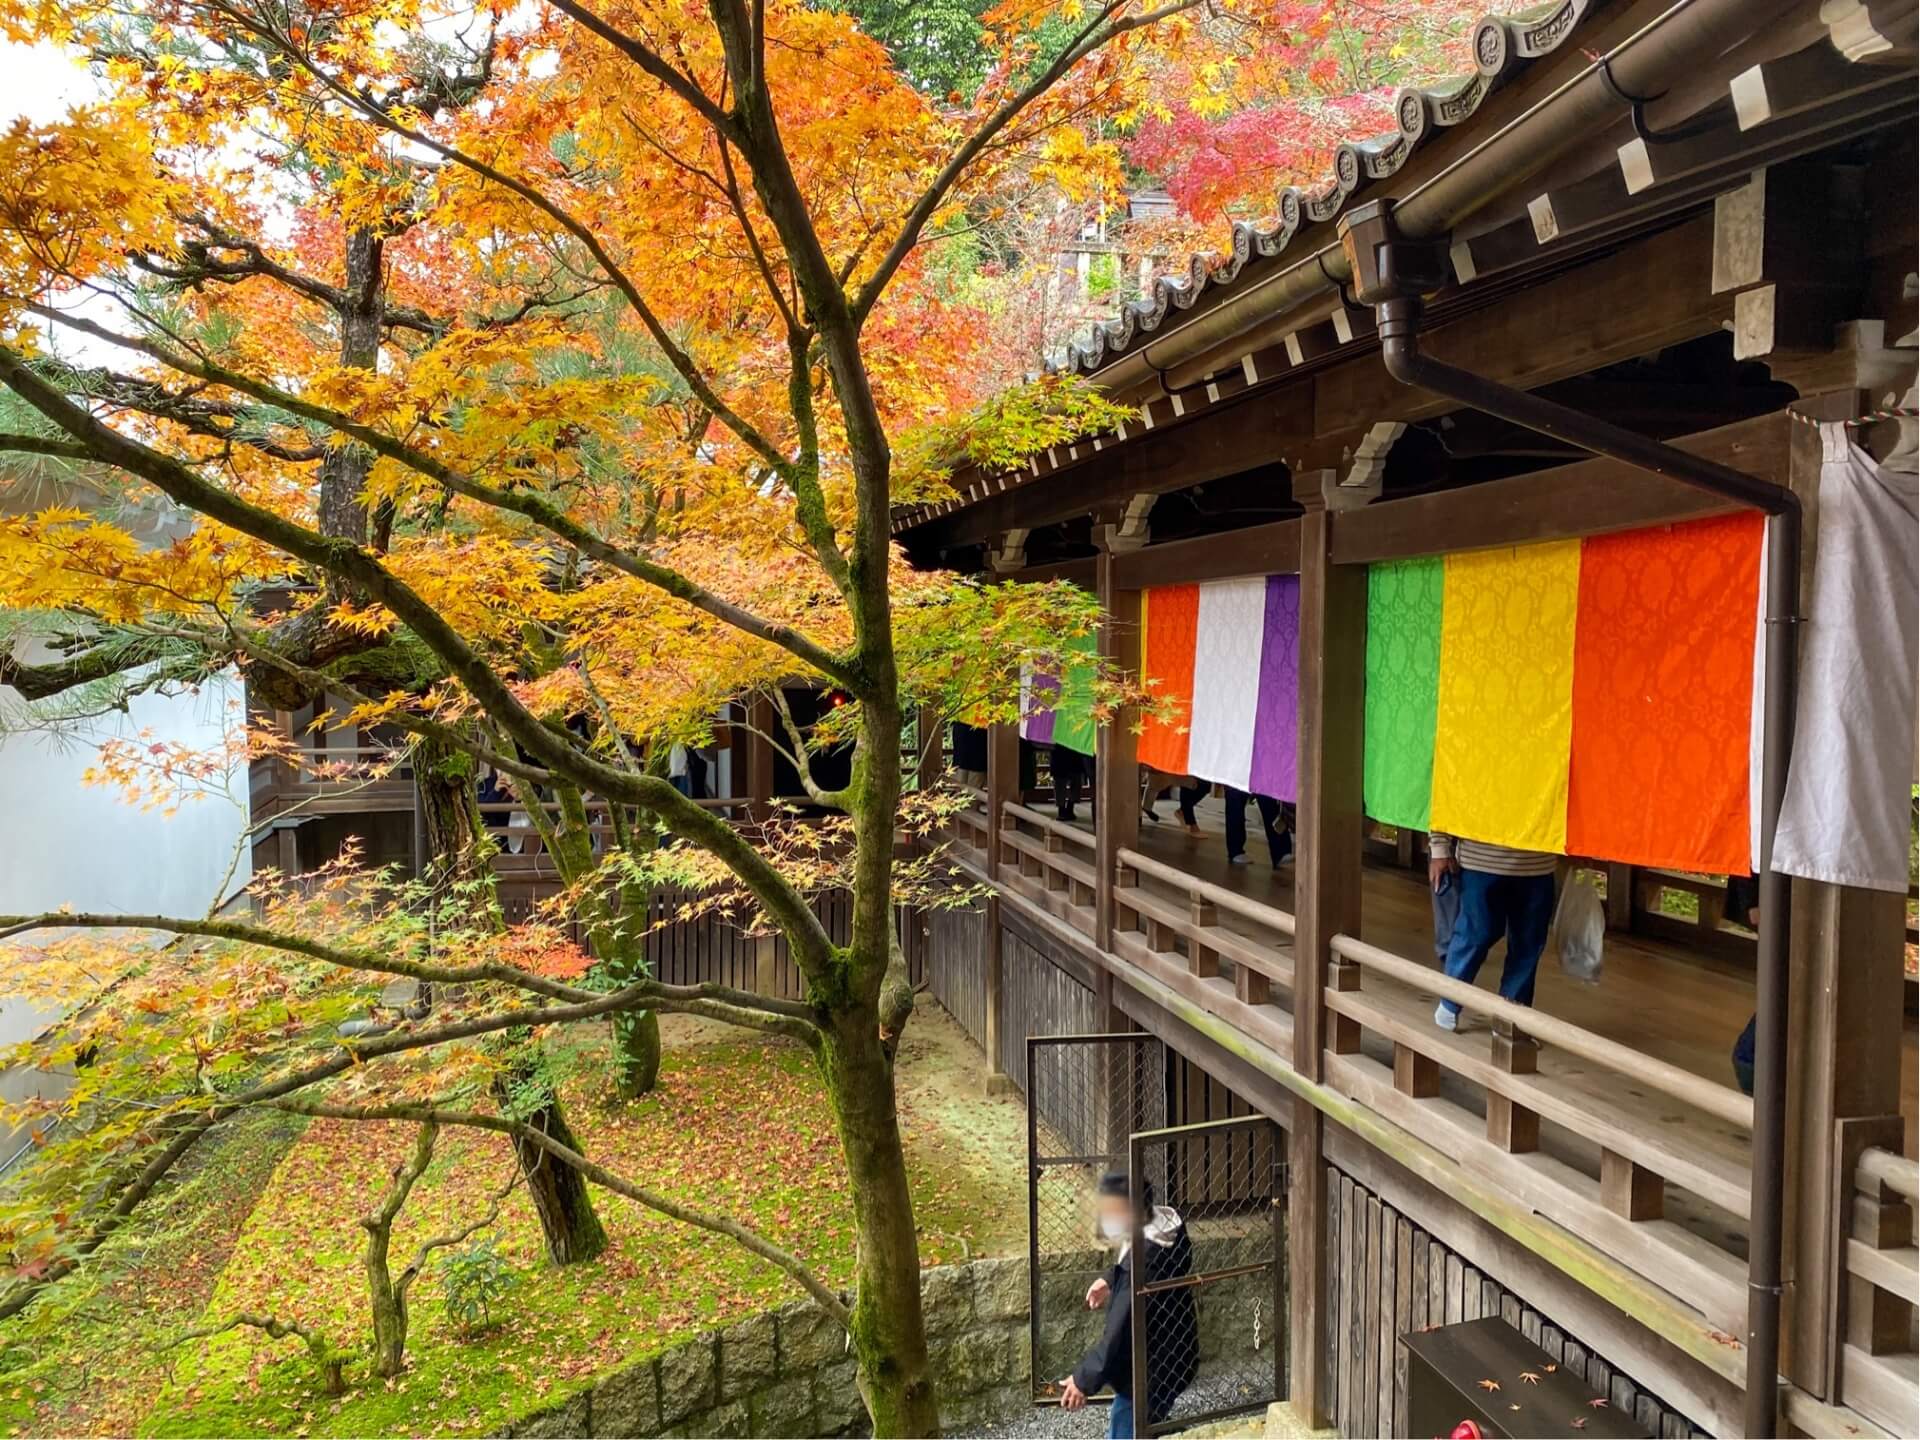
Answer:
[{"left": 1769, "top": 423, "right": 1918, "bottom": 891}]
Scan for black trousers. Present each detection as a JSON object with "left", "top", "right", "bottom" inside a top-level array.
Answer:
[
  {"left": 1052, "top": 745, "right": 1092, "bottom": 819},
  {"left": 1224, "top": 788, "right": 1286, "bottom": 862},
  {"left": 1175, "top": 782, "right": 1207, "bottom": 825}
]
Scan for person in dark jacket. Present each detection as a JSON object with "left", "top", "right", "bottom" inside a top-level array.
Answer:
[{"left": 1059, "top": 1171, "right": 1198, "bottom": 1437}]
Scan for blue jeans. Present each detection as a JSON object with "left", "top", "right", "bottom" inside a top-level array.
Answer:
[
  {"left": 1107, "top": 1394, "right": 1134, "bottom": 1439},
  {"left": 1431, "top": 869, "right": 1460, "bottom": 966},
  {"left": 1436, "top": 869, "right": 1556, "bottom": 1018}
]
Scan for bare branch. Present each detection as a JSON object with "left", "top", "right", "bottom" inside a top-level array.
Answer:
[{"left": 271, "top": 1097, "right": 851, "bottom": 1326}]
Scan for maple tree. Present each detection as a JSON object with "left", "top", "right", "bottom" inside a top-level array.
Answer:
[{"left": 0, "top": 0, "right": 1239, "bottom": 1432}]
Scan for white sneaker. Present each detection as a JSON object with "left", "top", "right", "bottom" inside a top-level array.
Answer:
[
  {"left": 1434, "top": 1002, "right": 1458, "bottom": 1031},
  {"left": 1228, "top": 853, "right": 1250, "bottom": 867}
]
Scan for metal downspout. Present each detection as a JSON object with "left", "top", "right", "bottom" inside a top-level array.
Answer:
[{"left": 1346, "top": 217, "right": 1800, "bottom": 1433}]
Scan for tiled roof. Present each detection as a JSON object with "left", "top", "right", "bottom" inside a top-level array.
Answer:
[{"left": 1050, "top": 0, "right": 1604, "bottom": 378}]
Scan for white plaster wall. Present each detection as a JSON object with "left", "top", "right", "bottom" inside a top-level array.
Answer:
[{"left": 0, "top": 672, "right": 252, "bottom": 919}]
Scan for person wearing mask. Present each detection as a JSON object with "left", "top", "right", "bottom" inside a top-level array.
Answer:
[
  {"left": 1059, "top": 1171, "right": 1198, "bottom": 1437},
  {"left": 1427, "top": 833, "right": 1557, "bottom": 1032},
  {"left": 1225, "top": 786, "right": 1292, "bottom": 868}
]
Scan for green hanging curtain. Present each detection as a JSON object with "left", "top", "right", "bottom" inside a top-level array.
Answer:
[
  {"left": 1051, "top": 629, "right": 1099, "bottom": 757},
  {"left": 1363, "top": 556, "right": 1444, "bottom": 831}
]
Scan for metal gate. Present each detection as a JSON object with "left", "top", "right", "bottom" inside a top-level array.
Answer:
[
  {"left": 1026, "top": 1033, "right": 1168, "bottom": 1408},
  {"left": 1026, "top": 1037, "right": 1287, "bottom": 1436},
  {"left": 1128, "top": 1113, "right": 1286, "bottom": 1435}
]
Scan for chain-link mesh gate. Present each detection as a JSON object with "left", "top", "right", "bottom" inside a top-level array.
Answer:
[
  {"left": 1026, "top": 1033, "right": 1168, "bottom": 1409},
  {"left": 1126, "top": 1113, "right": 1287, "bottom": 1436}
]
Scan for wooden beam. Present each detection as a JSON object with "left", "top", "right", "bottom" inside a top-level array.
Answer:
[
  {"left": 745, "top": 694, "right": 776, "bottom": 820},
  {"left": 1331, "top": 411, "right": 1791, "bottom": 564},
  {"left": 907, "top": 385, "right": 1312, "bottom": 550},
  {"left": 1109, "top": 517, "right": 1302, "bottom": 588},
  {"left": 905, "top": 213, "right": 1738, "bottom": 553},
  {"left": 995, "top": 557, "right": 1096, "bottom": 588}
]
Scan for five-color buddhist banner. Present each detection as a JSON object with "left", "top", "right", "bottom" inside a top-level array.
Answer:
[
  {"left": 1045, "top": 511, "right": 1761, "bottom": 874},
  {"left": 1138, "top": 575, "right": 1302, "bottom": 801},
  {"left": 1362, "top": 512, "right": 1764, "bottom": 872}
]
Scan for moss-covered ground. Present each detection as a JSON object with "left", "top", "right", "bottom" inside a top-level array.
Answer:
[{"left": 0, "top": 999, "right": 1026, "bottom": 1437}]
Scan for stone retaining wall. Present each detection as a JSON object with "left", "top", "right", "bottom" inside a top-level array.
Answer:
[
  {"left": 503, "top": 1241, "right": 1275, "bottom": 1439},
  {"left": 502, "top": 1256, "right": 1034, "bottom": 1439}
]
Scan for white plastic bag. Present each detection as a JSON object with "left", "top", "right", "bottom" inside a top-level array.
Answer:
[{"left": 1550, "top": 874, "right": 1606, "bottom": 983}]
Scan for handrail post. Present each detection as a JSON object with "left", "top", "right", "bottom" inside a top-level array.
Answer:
[
  {"left": 1286, "top": 470, "right": 1368, "bottom": 1430},
  {"left": 1095, "top": 547, "right": 1141, "bottom": 953}
]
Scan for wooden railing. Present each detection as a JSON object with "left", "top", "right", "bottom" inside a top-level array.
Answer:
[
  {"left": 1113, "top": 847, "right": 1295, "bottom": 1005},
  {"left": 1322, "top": 931, "right": 1756, "bottom": 1337},
  {"left": 994, "top": 802, "right": 1098, "bottom": 932},
  {"left": 945, "top": 785, "right": 992, "bottom": 863},
  {"left": 250, "top": 743, "right": 416, "bottom": 820},
  {"left": 1109, "top": 845, "right": 1298, "bottom": 1065},
  {"left": 1836, "top": 1144, "right": 1919, "bottom": 1434},
  {"left": 482, "top": 796, "right": 748, "bottom": 860}
]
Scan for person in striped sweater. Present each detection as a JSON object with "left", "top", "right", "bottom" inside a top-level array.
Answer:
[{"left": 1427, "top": 834, "right": 1558, "bottom": 1033}]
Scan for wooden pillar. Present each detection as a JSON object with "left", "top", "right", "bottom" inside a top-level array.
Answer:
[
  {"left": 744, "top": 694, "right": 776, "bottom": 821},
  {"left": 915, "top": 706, "right": 943, "bottom": 794},
  {"left": 1287, "top": 472, "right": 1368, "bottom": 1428},
  {"left": 982, "top": 894, "right": 1006, "bottom": 1082},
  {"left": 1779, "top": 387, "right": 1911, "bottom": 1397},
  {"left": 982, "top": 721, "right": 1019, "bottom": 1082},
  {"left": 1095, "top": 548, "right": 1142, "bottom": 952}
]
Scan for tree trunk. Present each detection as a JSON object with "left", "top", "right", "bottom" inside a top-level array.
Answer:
[
  {"left": 610, "top": 1007, "right": 661, "bottom": 1098},
  {"left": 494, "top": 1056, "right": 610, "bottom": 1266},
  {"left": 365, "top": 1236, "right": 409, "bottom": 1379},
  {"left": 822, "top": 1009, "right": 939, "bottom": 1437},
  {"left": 539, "top": 785, "right": 661, "bottom": 1098},
  {"left": 415, "top": 739, "right": 495, "bottom": 896},
  {"left": 318, "top": 227, "right": 383, "bottom": 548}
]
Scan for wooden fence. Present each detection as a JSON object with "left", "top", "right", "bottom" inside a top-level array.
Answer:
[
  {"left": 1324, "top": 1164, "right": 1704, "bottom": 1439},
  {"left": 498, "top": 883, "right": 926, "bottom": 1002}
]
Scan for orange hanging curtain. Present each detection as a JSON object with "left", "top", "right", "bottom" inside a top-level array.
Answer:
[
  {"left": 1565, "top": 512, "right": 1764, "bottom": 872},
  {"left": 1138, "top": 583, "right": 1199, "bottom": 774}
]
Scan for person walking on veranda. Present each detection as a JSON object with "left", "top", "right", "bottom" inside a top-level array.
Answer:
[
  {"left": 1428, "top": 833, "right": 1558, "bottom": 1032},
  {"left": 1225, "top": 786, "right": 1293, "bottom": 869},
  {"left": 1059, "top": 1171, "right": 1198, "bottom": 1437}
]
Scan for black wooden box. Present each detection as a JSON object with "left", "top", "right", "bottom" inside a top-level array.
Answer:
[{"left": 1399, "top": 1317, "right": 1650, "bottom": 1439}]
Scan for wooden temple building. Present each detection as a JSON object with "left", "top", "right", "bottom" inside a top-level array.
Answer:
[
  {"left": 234, "top": 1, "right": 1920, "bottom": 1434},
  {"left": 887, "top": 1, "right": 1919, "bottom": 1435}
]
